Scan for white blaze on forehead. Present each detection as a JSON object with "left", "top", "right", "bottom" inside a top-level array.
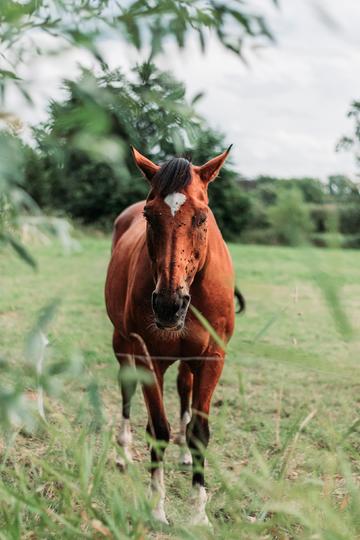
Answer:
[{"left": 164, "top": 192, "right": 187, "bottom": 216}]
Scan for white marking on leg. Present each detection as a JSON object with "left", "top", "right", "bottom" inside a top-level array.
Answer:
[
  {"left": 116, "top": 418, "right": 133, "bottom": 470},
  {"left": 164, "top": 192, "right": 187, "bottom": 216},
  {"left": 151, "top": 464, "right": 168, "bottom": 524},
  {"left": 180, "top": 411, "right": 191, "bottom": 441},
  {"left": 178, "top": 411, "right": 192, "bottom": 465},
  {"left": 190, "top": 484, "right": 212, "bottom": 527}
]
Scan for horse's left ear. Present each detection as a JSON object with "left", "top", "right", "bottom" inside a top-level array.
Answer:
[
  {"left": 197, "top": 145, "right": 232, "bottom": 184},
  {"left": 131, "top": 146, "right": 160, "bottom": 182}
]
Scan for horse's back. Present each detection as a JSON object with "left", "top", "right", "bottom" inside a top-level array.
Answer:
[{"left": 111, "top": 201, "right": 146, "bottom": 251}]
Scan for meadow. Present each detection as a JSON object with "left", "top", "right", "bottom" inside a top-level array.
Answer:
[{"left": 0, "top": 235, "right": 359, "bottom": 539}]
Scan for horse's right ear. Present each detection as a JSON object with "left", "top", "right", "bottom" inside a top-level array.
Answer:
[{"left": 131, "top": 146, "right": 160, "bottom": 182}]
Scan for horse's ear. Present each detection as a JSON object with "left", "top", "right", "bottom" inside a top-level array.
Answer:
[
  {"left": 197, "top": 145, "right": 232, "bottom": 184},
  {"left": 131, "top": 146, "right": 160, "bottom": 182}
]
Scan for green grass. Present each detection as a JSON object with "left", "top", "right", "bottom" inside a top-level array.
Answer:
[{"left": 0, "top": 236, "right": 360, "bottom": 539}]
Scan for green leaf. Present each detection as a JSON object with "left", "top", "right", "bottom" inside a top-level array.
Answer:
[
  {"left": 190, "top": 305, "right": 227, "bottom": 352},
  {"left": 1, "top": 233, "right": 37, "bottom": 270},
  {"left": 0, "top": 69, "right": 21, "bottom": 81},
  {"left": 191, "top": 91, "right": 204, "bottom": 105}
]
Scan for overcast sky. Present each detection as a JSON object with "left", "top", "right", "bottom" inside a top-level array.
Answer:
[
  {"left": 9, "top": 0, "right": 360, "bottom": 180},
  {"left": 157, "top": 0, "right": 360, "bottom": 179}
]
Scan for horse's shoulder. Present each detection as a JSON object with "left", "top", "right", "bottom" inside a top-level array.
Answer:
[{"left": 207, "top": 216, "right": 234, "bottom": 273}]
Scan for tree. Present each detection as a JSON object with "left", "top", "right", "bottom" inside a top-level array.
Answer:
[
  {"left": 338, "top": 100, "right": 360, "bottom": 177},
  {"left": 327, "top": 175, "right": 360, "bottom": 202},
  {"left": 0, "top": 0, "right": 273, "bottom": 107},
  {"left": 268, "top": 188, "right": 313, "bottom": 246},
  {"left": 24, "top": 63, "right": 251, "bottom": 238},
  {"left": 0, "top": 0, "right": 274, "bottom": 264}
]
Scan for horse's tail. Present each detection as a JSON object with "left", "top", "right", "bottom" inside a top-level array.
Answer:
[{"left": 234, "top": 286, "right": 245, "bottom": 314}]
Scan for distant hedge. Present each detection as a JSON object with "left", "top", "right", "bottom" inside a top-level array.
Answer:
[
  {"left": 309, "top": 203, "right": 360, "bottom": 236},
  {"left": 21, "top": 65, "right": 360, "bottom": 248}
]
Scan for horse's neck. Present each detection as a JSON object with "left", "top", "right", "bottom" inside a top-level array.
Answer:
[{"left": 203, "top": 215, "right": 228, "bottom": 272}]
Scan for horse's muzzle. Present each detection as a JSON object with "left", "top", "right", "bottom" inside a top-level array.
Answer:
[{"left": 152, "top": 291, "right": 190, "bottom": 330}]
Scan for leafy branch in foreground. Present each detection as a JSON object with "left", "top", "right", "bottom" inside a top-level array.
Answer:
[
  {"left": 22, "top": 62, "right": 250, "bottom": 238},
  {"left": 1, "top": 0, "right": 272, "bottom": 261},
  {"left": 0, "top": 0, "right": 273, "bottom": 77},
  {"left": 337, "top": 100, "right": 360, "bottom": 174}
]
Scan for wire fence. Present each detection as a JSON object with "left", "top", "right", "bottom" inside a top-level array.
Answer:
[{"left": 112, "top": 350, "right": 360, "bottom": 382}]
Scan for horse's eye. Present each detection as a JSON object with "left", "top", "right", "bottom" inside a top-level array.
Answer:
[
  {"left": 143, "top": 210, "right": 152, "bottom": 223},
  {"left": 144, "top": 211, "right": 159, "bottom": 229},
  {"left": 193, "top": 213, "right": 207, "bottom": 227},
  {"left": 198, "top": 213, "right": 207, "bottom": 225}
]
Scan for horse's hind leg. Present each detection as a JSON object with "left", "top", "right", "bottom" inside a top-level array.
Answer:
[
  {"left": 113, "top": 330, "right": 137, "bottom": 471},
  {"left": 176, "top": 362, "right": 193, "bottom": 465}
]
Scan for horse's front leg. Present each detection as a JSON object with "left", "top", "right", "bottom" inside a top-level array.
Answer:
[
  {"left": 187, "top": 354, "right": 224, "bottom": 527},
  {"left": 142, "top": 361, "right": 171, "bottom": 525},
  {"left": 113, "top": 331, "right": 137, "bottom": 471},
  {"left": 175, "top": 361, "right": 193, "bottom": 465}
]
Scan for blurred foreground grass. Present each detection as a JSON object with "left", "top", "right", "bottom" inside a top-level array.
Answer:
[{"left": 0, "top": 235, "right": 360, "bottom": 539}]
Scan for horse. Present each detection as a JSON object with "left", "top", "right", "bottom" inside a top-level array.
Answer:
[{"left": 105, "top": 146, "right": 242, "bottom": 526}]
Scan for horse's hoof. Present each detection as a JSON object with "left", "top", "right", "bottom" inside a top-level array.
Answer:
[
  {"left": 190, "top": 484, "right": 212, "bottom": 527},
  {"left": 190, "top": 513, "right": 213, "bottom": 528},
  {"left": 115, "top": 451, "right": 133, "bottom": 472},
  {"left": 152, "top": 508, "right": 169, "bottom": 525},
  {"left": 179, "top": 448, "right": 192, "bottom": 466},
  {"left": 115, "top": 456, "right": 127, "bottom": 472}
]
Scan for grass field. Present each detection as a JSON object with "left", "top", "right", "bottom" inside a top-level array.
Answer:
[{"left": 1, "top": 235, "right": 360, "bottom": 539}]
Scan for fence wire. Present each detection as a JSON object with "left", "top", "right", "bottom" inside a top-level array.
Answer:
[{"left": 113, "top": 350, "right": 360, "bottom": 382}]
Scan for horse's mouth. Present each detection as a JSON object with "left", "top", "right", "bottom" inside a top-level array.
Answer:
[{"left": 154, "top": 319, "right": 184, "bottom": 332}]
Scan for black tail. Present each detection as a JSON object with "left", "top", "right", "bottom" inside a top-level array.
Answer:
[{"left": 234, "top": 286, "right": 245, "bottom": 314}]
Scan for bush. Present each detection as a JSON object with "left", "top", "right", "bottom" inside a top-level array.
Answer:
[
  {"left": 338, "top": 204, "right": 360, "bottom": 234},
  {"left": 240, "top": 227, "right": 279, "bottom": 245},
  {"left": 309, "top": 204, "right": 339, "bottom": 234},
  {"left": 23, "top": 64, "right": 253, "bottom": 239},
  {"left": 342, "top": 233, "right": 360, "bottom": 248},
  {"left": 267, "top": 188, "right": 313, "bottom": 246},
  {"left": 254, "top": 176, "right": 326, "bottom": 205},
  {"left": 310, "top": 233, "right": 360, "bottom": 249}
]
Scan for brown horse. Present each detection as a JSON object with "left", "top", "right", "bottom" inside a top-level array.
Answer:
[{"left": 105, "top": 146, "right": 240, "bottom": 526}]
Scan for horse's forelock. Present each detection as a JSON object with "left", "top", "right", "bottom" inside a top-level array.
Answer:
[{"left": 152, "top": 158, "right": 192, "bottom": 197}]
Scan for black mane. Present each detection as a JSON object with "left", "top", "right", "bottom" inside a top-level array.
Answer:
[{"left": 152, "top": 157, "right": 192, "bottom": 197}]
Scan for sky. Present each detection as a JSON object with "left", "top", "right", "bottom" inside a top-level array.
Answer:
[
  {"left": 8, "top": 0, "right": 360, "bottom": 180},
  {"left": 155, "top": 0, "right": 360, "bottom": 179}
]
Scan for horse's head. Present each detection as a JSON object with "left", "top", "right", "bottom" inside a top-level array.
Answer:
[{"left": 132, "top": 146, "right": 231, "bottom": 331}]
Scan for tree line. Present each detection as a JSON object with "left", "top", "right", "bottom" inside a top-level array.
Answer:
[{"left": 15, "top": 63, "right": 360, "bottom": 247}]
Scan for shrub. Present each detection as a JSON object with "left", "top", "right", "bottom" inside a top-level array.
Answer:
[
  {"left": 254, "top": 176, "right": 326, "bottom": 205},
  {"left": 338, "top": 204, "right": 360, "bottom": 234},
  {"left": 309, "top": 204, "right": 339, "bottom": 234},
  {"left": 267, "top": 188, "right": 313, "bottom": 246},
  {"left": 23, "top": 64, "right": 253, "bottom": 239}
]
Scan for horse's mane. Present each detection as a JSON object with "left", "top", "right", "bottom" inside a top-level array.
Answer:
[{"left": 152, "top": 157, "right": 192, "bottom": 197}]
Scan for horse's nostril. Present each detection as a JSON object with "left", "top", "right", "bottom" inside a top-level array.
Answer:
[
  {"left": 152, "top": 291, "right": 190, "bottom": 325},
  {"left": 152, "top": 292, "right": 158, "bottom": 311}
]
